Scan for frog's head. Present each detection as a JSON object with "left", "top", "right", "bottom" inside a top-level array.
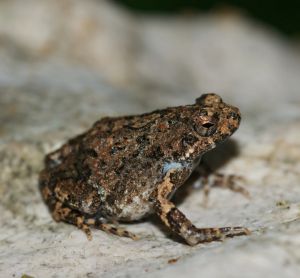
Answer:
[{"left": 179, "top": 93, "right": 241, "bottom": 160}]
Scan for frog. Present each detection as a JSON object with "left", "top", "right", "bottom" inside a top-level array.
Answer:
[{"left": 39, "top": 93, "right": 250, "bottom": 246}]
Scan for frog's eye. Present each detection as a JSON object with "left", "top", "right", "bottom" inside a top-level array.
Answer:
[
  {"left": 195, "top": 121, "right": 217, "bottom": 137},
  {"left": 202, "top": 122, "right": 214, "bottom": 129}
]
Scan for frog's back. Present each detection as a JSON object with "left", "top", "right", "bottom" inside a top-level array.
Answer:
[
  {"left": 70, "top": 114, "right": 185, "bottom": 220},
  {"left": 40, "top": 105, "right": 201, "bottom": 221},
  {"left": 39, "top": 114, "right": 173, "bottom": 220}
]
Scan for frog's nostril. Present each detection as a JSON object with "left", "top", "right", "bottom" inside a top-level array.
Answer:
[{"left": 228, "top": 112, "right": 240, "bottom": 120}]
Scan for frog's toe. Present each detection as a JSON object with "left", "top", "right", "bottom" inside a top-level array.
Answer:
[{"left": 96, "top": 222, "right": 139, "bottom": 240}]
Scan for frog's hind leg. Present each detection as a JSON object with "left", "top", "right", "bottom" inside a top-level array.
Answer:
[
  {"left": 51, "top": 201, "right": 93, "bottom": 240},
  {"left": 152, "top": 171, "right": 250, "bottom": 246},
  {"left": 51, "top": 202, "right": 138, "bottom": 240},
  {"left": 40, "top": 181, "right": 137, "bottom": 241},
  {"left": 85, "top": 219, "right": 138, "bottom": 240}
]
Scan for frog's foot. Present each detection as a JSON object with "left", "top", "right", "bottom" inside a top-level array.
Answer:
[
  {"left": 152, "top": 171, "right": 250, "bottom": 246},
  {"left": 204, "top": 173, "right": 250, "bottom": 205},
  {"left": 86, "top": 219, "right": 138, "bottom": 240},
  {"left": 211, "top": 173, "right": 249, "bottom": 196},
  {"left": 154, "top": 197, "right": 250, "bottom": 245},
  {"left": 188, "top": 226, "right": 251, "bottom": 245},
  {"left": 196, "top": 167, "right": 250, "bottom": 206}
]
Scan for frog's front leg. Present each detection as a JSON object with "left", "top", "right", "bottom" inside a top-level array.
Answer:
[
  {"left": 195, "top": 163, "right": 250, "bottom": 207},
  {"left": 152, "top": 171, "right": 250, "bottom": 246}
]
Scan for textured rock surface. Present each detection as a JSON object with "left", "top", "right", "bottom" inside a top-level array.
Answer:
[{"left": 0, "top": 1, "right": 300, "bottom": 277}]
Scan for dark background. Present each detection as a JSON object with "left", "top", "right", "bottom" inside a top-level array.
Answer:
[{"left": 114, "top": 0, "right": 300, "bottom": 37}]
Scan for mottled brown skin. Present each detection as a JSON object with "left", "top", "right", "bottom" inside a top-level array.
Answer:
[{"left": 39, "top": 94, "right": 250, "bottom": 245}]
